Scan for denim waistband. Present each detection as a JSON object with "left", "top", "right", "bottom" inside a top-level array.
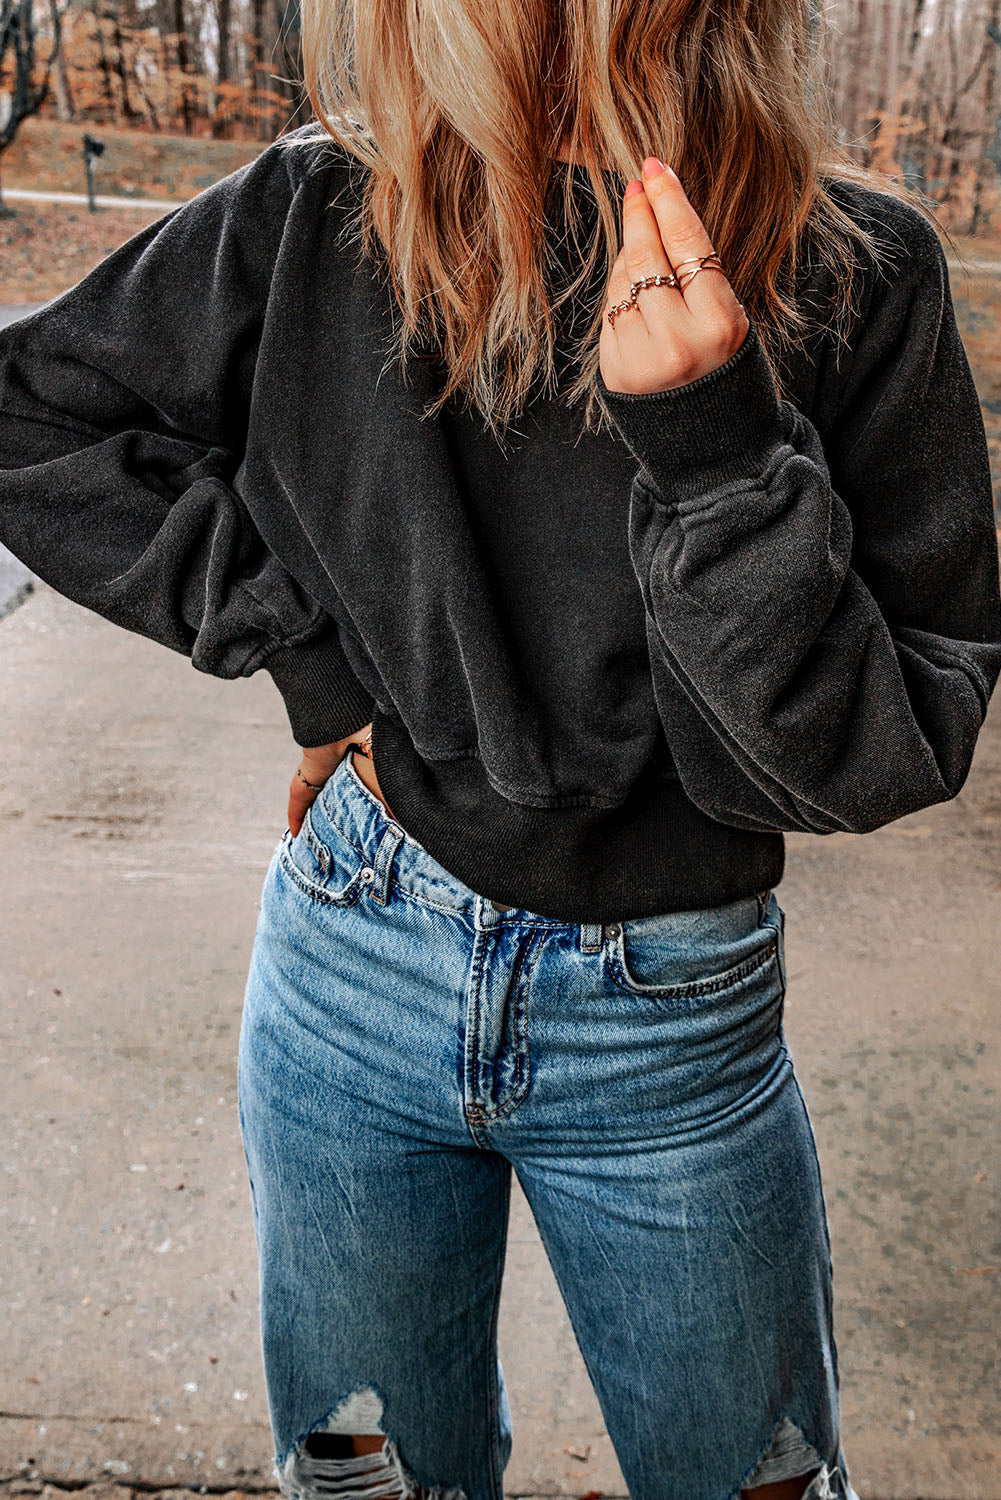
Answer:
[{"left": 310, "top": 749, "right": 771, "bottom": 948}]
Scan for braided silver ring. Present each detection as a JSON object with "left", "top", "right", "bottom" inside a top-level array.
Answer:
[{"left": 628, "top": 271, "right": 677, "bottom": 301}]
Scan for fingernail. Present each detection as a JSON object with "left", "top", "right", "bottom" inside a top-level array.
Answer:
[
  {"left": 624, "top": 180, "right": 644, "bottom": 197},
  {"left": 642, "top": 156, "right": 666, "bottom": 178}
]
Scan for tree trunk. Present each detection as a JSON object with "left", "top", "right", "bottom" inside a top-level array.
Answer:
[
  {"left": 211, "top": 0, "right": 231, "bottom": 137},
  {"left": 155, "top": 1, "right": 174, "bottom": 131},
  {"left": 49, "top": 0, "right": 76, "bottom": 119},
  {"left": 0, "top": 0, "right": 62, "bottom": 212},
  {"left": 252, "top": 0, "right": 285, "bottom": 138},
  {"left": 277, "top": 0, "right": 306, "bottom": 126},
  {"left": 93, "top": 6, "right": 117, "bottom": 123},
  {"left": 174, "top": 0, "right": 194, "bottom": 134},
  {"left": 980, "top": 6, "right": 1001, "bottom": 233},
  {"left": 109, "top": 0, "right": 138, "bottom": 121}
]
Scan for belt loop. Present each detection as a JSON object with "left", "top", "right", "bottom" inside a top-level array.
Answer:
[
  {"left": 475, "top": 894, "right": 502, "bottom": 931},
  {"left": 367, "top": 822, "right": 405, "bottom": 906},
  {"left": 580, "top": 921, "right": 604, "bottom": 953}
]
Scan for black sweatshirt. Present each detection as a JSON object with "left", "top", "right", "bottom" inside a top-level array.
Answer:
[{"left": 1, "top": 125, "right": 999, "bottom": 922}]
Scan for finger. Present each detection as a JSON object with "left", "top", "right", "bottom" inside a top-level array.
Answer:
[
  {"left": 612, "top": 180, "right": 683, "bottom": 337},
  {"left": 605, "top": 230, "right": 639, "bottom": 328},
  {"left": 287, "top": 775, "right": 320, "bottom": 837},
  {"left": 639, "top": 160, "right": 739, "bottom": 320}
]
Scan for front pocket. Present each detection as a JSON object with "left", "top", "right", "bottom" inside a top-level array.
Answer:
[
  {"left": 606, "top": 918, "right": 779, "bottom": 1007},
  {"left": 277, "top": 796, "right": 371, "bottom": 907}
]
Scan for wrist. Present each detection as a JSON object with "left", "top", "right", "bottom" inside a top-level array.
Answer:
[{"left": 298, "top": 721, "right": 372, "bottom": 761}]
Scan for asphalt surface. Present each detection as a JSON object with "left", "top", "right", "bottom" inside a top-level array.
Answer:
[
  {"left": 0, "top": 305, "right": 43, "bottom": 328},
  {"left": 3, "top": 190, "right": 183, "bottom": 211},
  {"left": 0, "top": 307, "right": 40, "bottom": 621},
  {"left": 0, "top": 551, "right": 34, "bottom": 622},
  {"left": 1, "top": 581, "right": 999, "bottom": 1500}
]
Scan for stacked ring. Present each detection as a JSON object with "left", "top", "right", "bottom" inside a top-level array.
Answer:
[{"left": 607, "top": 252, "right": 726, "bottom": 327}]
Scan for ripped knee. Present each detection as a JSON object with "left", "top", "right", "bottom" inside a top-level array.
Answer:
[
  {"left": 275, "top": 1385, "right": 467, "bottom": 1500},
  {"left": 741, "top": 1476, "right": 823, "bottom": 1500},
  {"left": 739, "top": 1417, "right": 841, "bottom": 1500}
]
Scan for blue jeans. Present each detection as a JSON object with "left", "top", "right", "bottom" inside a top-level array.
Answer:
[{"left": 237, "top": 749, "right": 859, "bottom": 1500}]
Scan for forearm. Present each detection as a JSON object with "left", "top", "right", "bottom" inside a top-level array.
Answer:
[
  {"left": 628, "top": 443, "right": 999, "bottom": 833},
  {"left": 600, "top": 278, "right": 1001, "bottom": 836}
]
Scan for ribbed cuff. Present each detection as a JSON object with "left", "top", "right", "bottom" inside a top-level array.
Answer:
[
  {"left": 262, "top": 620, "right": 375, "bottom": 748},
  {"left": 597, "top": 320, "right": 786, "bottom": 505}
]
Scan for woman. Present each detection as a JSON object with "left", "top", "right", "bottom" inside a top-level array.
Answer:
[{"left": 1, "top": 1, "right": 999, "bottom": 1497}]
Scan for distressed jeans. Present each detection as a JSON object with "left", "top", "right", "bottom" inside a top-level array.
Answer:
[{"left": 237, "top": 749, "right": 860, "bottom": 1500}]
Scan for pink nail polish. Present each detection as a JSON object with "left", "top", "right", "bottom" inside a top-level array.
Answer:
[
  {"left": 642, "top": 156, "right": 666, "bottom": 178},
  {"left": 624, "top": 180, "right": 644, "bottom": 197}
]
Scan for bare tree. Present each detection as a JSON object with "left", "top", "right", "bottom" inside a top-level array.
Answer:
[
  {"left": 250, "top": 0, "right": 272, "bottom": 139},
  {"left": 978, "top": 4, "right": 1001, "bottom": 229},
  {"left": 48, "top": 0, "right": 75, "bottom": 118},
  {"left": 106, "top": 0, "right": 137, "bottom": 120},
  {"left": 209, "top": 0, "right": 229, "bottom": 135},
  {"left": 0, "top": 0, "right": 62, "bottom": 213},
  {"left": 821, "top": 0, "right": 1001, "bottom": 232},
  {"left": 173, "top": 0, "right": 192, "bottom": 132}
]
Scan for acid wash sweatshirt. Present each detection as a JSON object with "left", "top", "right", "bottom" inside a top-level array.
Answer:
[{"left": 1, "top": 124, "right": 999, "bottom": 923}]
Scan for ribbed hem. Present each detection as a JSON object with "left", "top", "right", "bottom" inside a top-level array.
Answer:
[
  {"left": 597, "top": 321, "right": 786, "bottom": 506},
  {"left": 262, "top": 621, "right": 375, "bottom": 747},
  {"left": 371, "top": 708, "right": 784, "bottom": 923}
]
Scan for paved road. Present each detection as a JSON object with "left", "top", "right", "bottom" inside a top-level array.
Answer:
[
  {"left": 0, "top": 308, "right": 42, "bottom": 615},
  {"left": 0, "top": 305, "right": 44, "bottom": 328},
  {"left": 4, "top": 188, "right": 183, "bottom": 212},
  {"left": 0, "top": 551, "right": 34, "bottom": 621},
  {"left": 0, "top": 295, "right": 39, "bottom": 617},
  {"left": 1, "top": 582, "right": 999, "bottom": 1499}
]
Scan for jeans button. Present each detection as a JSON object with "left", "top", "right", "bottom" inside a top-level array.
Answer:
[
  {"left": 360, "top": 867, "right": 375, "bottom": 883},
  {"left": 606, "top": 922, "right": 621, "bottom": 940}
]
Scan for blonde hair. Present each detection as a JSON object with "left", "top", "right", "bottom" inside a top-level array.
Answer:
[{"left": 279, "top": 0, "right": 962, "bottom": 449}]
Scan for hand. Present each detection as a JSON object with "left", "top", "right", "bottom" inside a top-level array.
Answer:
[
  {"left": 287, "top": 722, "right": 372, "bottom": 836},
  {"left": 599, "top": 156, "right": 750, "bottom": 396}
]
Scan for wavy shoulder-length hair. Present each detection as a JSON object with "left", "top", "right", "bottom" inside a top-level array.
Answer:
[{"left": 277, "top": 0, "right": 962, "bottom": 448}]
